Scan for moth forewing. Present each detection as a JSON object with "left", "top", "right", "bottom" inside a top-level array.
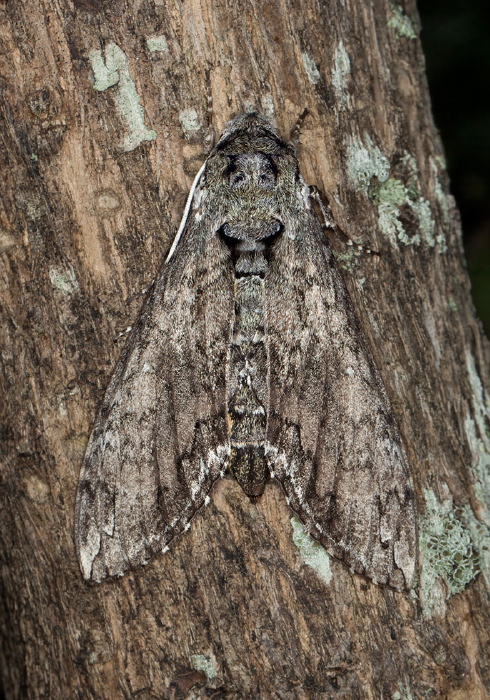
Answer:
[{"left": 75, "top": 112, "right": 416, "bottom": 589}]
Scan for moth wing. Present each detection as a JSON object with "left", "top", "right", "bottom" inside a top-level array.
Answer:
[
  {"left": 75, "top": 221, "right": 234, "bottom": 582},
  {"left": 266, "top": 212, "right": 416, "bottom": 590}
]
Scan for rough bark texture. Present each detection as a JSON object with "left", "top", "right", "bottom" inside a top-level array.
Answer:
[{"left": 1, "top": 0, "right": 489, "bottom": 698}]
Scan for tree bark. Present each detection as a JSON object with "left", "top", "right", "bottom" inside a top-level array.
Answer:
[{"left": 1, "top": 0, "right": 489, "bottom": 698}]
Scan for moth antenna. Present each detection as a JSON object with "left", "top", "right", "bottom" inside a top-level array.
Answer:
[
  {"left": 127, "top": 279, "right": 155, "bottom": 304},
  {"left": 203, "top": 68, "right": 215, "bottom": 153},
  {"left": 288, "top": 108, "right": 310, "bottom": 150},
  {"left": 165, "top": 162, "right": 206, "bottom": 263}
]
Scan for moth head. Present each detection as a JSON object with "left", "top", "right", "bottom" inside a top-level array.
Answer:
[
  {"left": 206, "top": 113, "right": 297, "bottom": 194},
  {"left": 218, "top": 112, "right": 279, "bottom": 143},
  {"left": 224, "top": 153, "right": 278, "bottom": 191},
  {"left": 194, "top": 114, "right": 305, "bottom": 241},
  {"left": 213, "top": 113, "right": 293, "bottom": 161}
]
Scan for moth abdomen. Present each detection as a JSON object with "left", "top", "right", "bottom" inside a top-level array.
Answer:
[
  {"left": 225, "top": 220, "right": 273, "bottom": 498},
  {"left": 229, "top": 444, "right": 269, "bottom": 497}
]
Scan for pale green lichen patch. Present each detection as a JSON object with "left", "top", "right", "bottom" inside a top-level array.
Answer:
[
  {"left": 429, "top": 157, "right": 453, "bottom": 250},
  {"left": 345, "top": 134, "right": 390, "bottom": 192},
  {"left": 260, "top": 93, "right": 275, "bottom": 121},
  {"left": 89, "top": 45, "right": 119, "bottom": 91},
  {"left": 434, "top": 155, "right": 446, "bottom": 169},
  {"left": 19, "top": 193, "right": 46, "bottom": 222},
  {"left": 399, "top": 152, "right": 418, "bottom": 185},
  {"left": 146, "top": 35, "right": 168, "bottom": 52},
  {"left": 409, "top": 197, "right": 435, "bottom": 246},
  {"left": 347, "top": 140, "right": 441, "bottom": 249},
  {"left": 89, "top": 41, "right": 157, "bottom": 152},
  {"left": 388, "top": 4, "right": 417, "bottom": 39},
  {"left": 370, "top": 177, "right": 420, "bottom": 246},
  {"left": 302, "top": 52, "right": 321, "bottom": 84},
  {"left": 462, "top": 506, "right": 490, "bottom": 588},
  {"left": 190, "top": 654, "right": 217, "bottom": 680},
  {"left": 378, "top": 202, "right": 420, "bottom": 246},
  {"left": 178, "top": 108, "right": 201, "bottom": 137},
  {"left": 464, "top": 351, "right": 490, "bottom": 524},
  {"left": 49, "top": 266, "right": 79, "bottom": 294},
  {"left": 393, "top": 682, "right": 416, "bottom": 700},
  {"left": 332, "top": 41, "right": 351, "bottom": 105},
  {"left": 390, "top": 154, "right": 436, "bottom": 247},
  {"left": 291, "top": 516, "right": 332, "bottom": 584},
  {"left": 368, "top": 178, "right": 406, "bottom": 207},
  {"left": 431, "top": 158, "right": 450, "bottom": 228},
  {"left": 332, "top": 246, "right": 362, "bottom": 273},
  {"left": 420, "top": 489, "right": 479, "bottom": 616}
]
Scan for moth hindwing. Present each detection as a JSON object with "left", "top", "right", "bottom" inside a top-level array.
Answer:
[{"left": 75, "top": 112, "right": 417, "bottom": 590}]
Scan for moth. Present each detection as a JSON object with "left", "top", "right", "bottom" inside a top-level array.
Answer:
[{"left": 75, "top": 113, "right": 416, "bottom": 590}]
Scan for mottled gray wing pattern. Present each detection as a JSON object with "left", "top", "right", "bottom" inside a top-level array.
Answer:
[
  {"left": 75, "top": 222, "right": 234, "bottom": 582},
  {"left": 266, "top": 212, "right": 416, "bottom": 590}
]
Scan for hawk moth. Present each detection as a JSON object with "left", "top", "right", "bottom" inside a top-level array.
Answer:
[{"left": 75, "top": 113, "right": 416, "bottom": 590}]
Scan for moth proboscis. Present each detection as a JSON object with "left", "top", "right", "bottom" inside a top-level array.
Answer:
[{"left": 75, "top": 113, "right": 417, "bottom": 590}]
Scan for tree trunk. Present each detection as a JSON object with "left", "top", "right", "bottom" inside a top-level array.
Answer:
[{"left": 1, "top": 0, "right": 489, "bottom": 698}]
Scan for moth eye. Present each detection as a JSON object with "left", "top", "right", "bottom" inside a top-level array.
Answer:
[
  {"left": 230, "top": 171, "right": 248, "bottom": 187},
  {"left": 259, "top": 172, "right": 275, "bottom": 187}
]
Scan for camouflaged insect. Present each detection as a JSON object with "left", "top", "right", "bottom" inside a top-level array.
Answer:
[{"left": 75, "top": 113, "right": 417, "bottom": 590}]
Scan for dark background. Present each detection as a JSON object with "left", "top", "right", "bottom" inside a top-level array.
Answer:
[{"left": 419, "top": 0, "right": 490, "bottom": 335}]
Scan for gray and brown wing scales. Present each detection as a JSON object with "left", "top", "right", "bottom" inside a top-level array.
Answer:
[
  {"left": 265, "top": 213, "right": 416, "bottom": 590},
  {"left": 75, "top": 227, "right": 234, "bottom": 582}
]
